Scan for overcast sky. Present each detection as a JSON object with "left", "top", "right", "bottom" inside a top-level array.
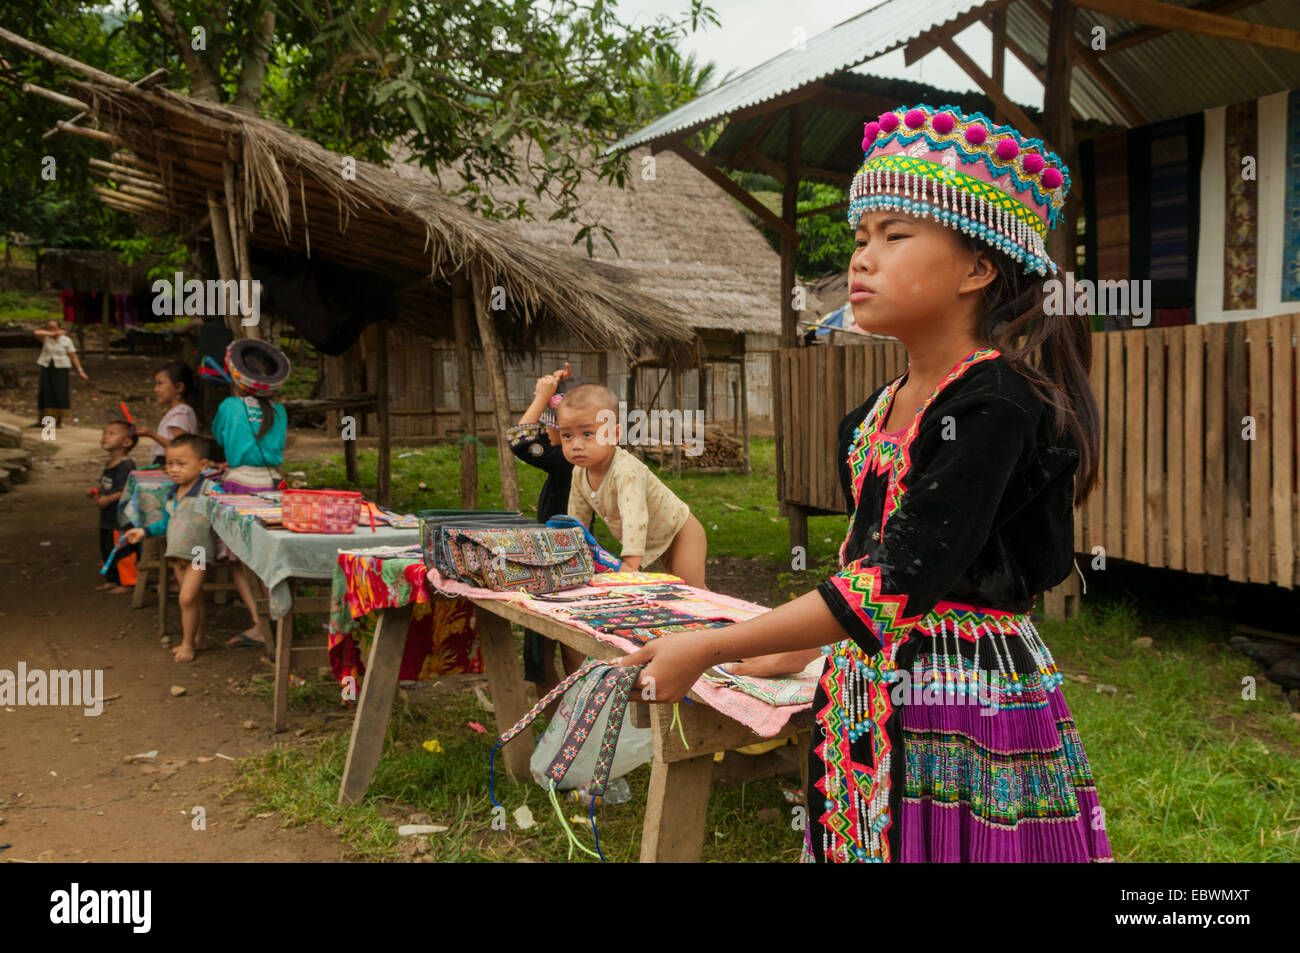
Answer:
[{"left": 614, "top": 0, "right": 1045, "bottom": 108}]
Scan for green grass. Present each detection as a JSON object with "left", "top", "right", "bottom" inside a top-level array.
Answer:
[
  {"left": 230, "top": 661, "right": 802, "bottom": 862},
  {"left": 0, "top": 288, "right": 61, "bottom": 323},
  {"left": 222, "top": 441, "right": 1300, "bottom": 862}
]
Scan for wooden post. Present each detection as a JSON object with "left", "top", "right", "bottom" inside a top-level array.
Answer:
[
  {"left": 671, "top": 365, "right": 683, "bottom": 477},
  {"left": 779, "top": 105, "right": 803, "bottom": 349},
  {"left": 376, "top": 320, "right": 391, "bottom": 506},
  {"left": 471, "top": 266, "right": 521, "bottom": 512},
  {"left": 452, "top": 273, "right": 478, "bottom": 509},
  {"left": 991, "top": 9, "right": 1007, "bottom": 125},
  {"left": 222, "top": 160, "right": 249, "bottom": 339},
  {"left": 626, "top": 358, "right": 638, "bottom": 412},
  {"left": 206, "top": 191, "right": 240, "bottom": 335},
  {"left": 739, "top": 354, "right": 751, "bottom": 475},
  {"left": 100, "top": 290, "right": 110, "bottom": 362},
  {"left": 476, "top": 609, "right": 533, "bottom": 779},
  {"left": 342, "top": 348, "right": 360, "bottom": 484},
  {"left": 337, "top": 603, "right": 414, "bottom": 803},
  {"left": 788, "top": 504, "right": 808, "bottom": 557},
  {"left": 1043, "top": 1, "right": 1078, "bottom": 271},
  {"left": 272, "top": 579, "right": 295, "bottom": 732}
]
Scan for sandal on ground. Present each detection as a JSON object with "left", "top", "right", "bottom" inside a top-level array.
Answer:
[{"left": 226, "top": 632, "right": 265, "bottom": 648}]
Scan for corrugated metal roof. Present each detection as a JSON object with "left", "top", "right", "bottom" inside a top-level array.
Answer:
[
  {"left": 608, "top": 0, "right": 1300, "bottom": 156},
  {"left": 1005, "top": 0, "right": 1300, "bottom": 127},
  {"left": 605, "top": 0, "right": 989, "bottom": 153}
]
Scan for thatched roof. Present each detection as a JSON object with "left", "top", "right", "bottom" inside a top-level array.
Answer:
[
  {"left": 413, "top": 144, "right": 787, "bottom": 337},
  {"left": 0, "top": 28, "right": 695, "bottom": 361}
]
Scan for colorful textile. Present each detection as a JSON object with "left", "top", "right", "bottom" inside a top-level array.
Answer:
[
  {"left": 1224, "top": 99, "right": 1259, "bottom": 309},
  {"left": 850, "top": 104, "right": 1071, "bottom": 276},
  {"left": 205, "top": 494, "right": 420, "bottom": 619},
  {"left": 425, "top": 566, "right": 804, "bottom": 737},
  {"left": 591, "top": 571, "right": 683, "bottom": 586},
  {"left": 328, "top": 547, "right": 482, "bottom": 695},
  {"left": 1147, "top": 118, "right": 1199, "bottom": 284},
  {"left": 703, "top": 663, "right": 819, "bottom": 707},
  {"left": 807, "top": 348, "right": 1110, "bottom": 863},
  {"left": 434, "top": 525, "right": 594, "bottom": 595},
  {"left": 1284, "top": 89, "right": 1300, "bottom": 302}
]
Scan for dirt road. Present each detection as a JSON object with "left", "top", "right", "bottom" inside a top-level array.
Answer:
[{"left": 0, "top": 411, "right": 349, "bottom": 862}]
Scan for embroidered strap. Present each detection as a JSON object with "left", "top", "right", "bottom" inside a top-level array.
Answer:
[{"left": 490, "top": 659, "right": 644, "bottom": 862}]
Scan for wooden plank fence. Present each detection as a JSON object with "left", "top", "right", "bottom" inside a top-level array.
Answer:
[{"left": 775, "top": 314, "right": 1300, "bottom": 591}]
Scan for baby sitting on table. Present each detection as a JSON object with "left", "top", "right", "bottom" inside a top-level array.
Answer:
[
  {"left": 123, "top": 434, "right": 222, "bottom": 662},
  {"left": 558, "top": 384, "right": 708, "bottom": 589}
]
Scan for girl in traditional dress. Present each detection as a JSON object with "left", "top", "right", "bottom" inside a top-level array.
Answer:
[
  {"left": 620, "top": 104, "right": 1112, "bottom": 863},
  {"left": 210, "top": 339, "right": 290, "bottom": 649}
]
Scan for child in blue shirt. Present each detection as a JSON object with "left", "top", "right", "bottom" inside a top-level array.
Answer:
[{"left": 123, "top": 434, "right": 221, "bottom": 662}]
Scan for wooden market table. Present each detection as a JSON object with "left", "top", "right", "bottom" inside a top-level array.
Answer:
[
  {"left": 203, "top": 495, "right": 421, "bottom": 732},
  {"left": 337, "top": 593, "right": 812, "bottom": 863}
]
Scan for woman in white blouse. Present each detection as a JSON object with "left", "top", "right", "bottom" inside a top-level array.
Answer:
[{"left": 32, "top": 320, "right": 88, "bottom": 428}]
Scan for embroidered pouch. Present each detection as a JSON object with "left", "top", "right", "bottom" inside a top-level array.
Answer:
[{"left": 437, "top": 525, "right": 594, "bottom": 595}]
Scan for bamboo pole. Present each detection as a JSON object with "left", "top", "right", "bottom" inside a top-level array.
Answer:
[
  {"left": 21, "top": 81, "right": 88, "bottom": 111},
  {"left": 376, "top": 320, "right": 391, "bottom": 507},
  {"left": 451, "top": 272, "right": 479, "bottom": 509},
  {"left": 471, "top": 264, "right": 521, "bottom": 512},
  {"left": 206, "top": 190, "right": 240, "bottom": 335}
]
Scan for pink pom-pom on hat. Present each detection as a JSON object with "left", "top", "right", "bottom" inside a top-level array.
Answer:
[{"left": 847, "top": 103, "right": 1072, "bottom": 276}]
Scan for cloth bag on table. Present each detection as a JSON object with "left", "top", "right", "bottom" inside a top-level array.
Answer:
[{"left": 529, "top": 664, "right": 653, "bottom": 791}]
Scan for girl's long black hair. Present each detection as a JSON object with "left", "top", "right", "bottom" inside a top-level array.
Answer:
[
  {"left": 237, "top": 347, "right": 280, "bottom": 440},
  {"left": 969, "top": 236, "right": 1100, "bottom": 505}
]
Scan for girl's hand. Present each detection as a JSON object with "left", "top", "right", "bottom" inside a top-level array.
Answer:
[
  {"left": 533, "top": 373, "right": 560, "bottom": 401},
  {"left": 616, "top": 636, "right": 711, "bottom": 704},
  {"left": 123, "top": 528, "right": 146, "bottom": 545},
  {"left": 78, "top": 370, "right": 89, "bottom": 381},
  {"left": 134, "top": 428, "right": 154, "bottom": 441},
  {"left": 555, "top": 361, "right": 572, "bottom": 381},
  {"left": 722, "top": 649, "right": 821, "bottom": 679}
]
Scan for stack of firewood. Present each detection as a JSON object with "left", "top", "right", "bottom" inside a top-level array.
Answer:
[{"left": 639, "top": 426, "right": 743, "bottom": 469}]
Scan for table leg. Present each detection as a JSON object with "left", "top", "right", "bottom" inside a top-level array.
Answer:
[
  {"left": 272, "top": 581, "right": 296, "bottom": 733},
  {"left": 639, "top": 753, "right": 714, "bottom": 863},
  {"left": 475, "top": 609, "right": 534, "bottom": 779},
  {"left": 131, "top": 536, "right": 153, "bottom": 609},
  {"left": 157, "top": 544, "right": 168, "bottom": 638},
  {"left": 338, "top": 604, "right": 413, "bottom": 804}
]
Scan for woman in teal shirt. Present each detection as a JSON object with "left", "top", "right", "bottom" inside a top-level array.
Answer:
[{"left": 214, "top": 339, "right": 290, "bottom": 648}]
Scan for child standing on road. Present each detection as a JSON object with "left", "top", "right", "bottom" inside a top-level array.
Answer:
[
  {"left": 123, "top": 434, "right": 221, "bottom": 662},
  {"left": 91, "top": 420, "right": 138, "bottom": 594}
]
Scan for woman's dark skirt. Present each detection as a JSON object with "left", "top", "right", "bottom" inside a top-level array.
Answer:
[{"left": 38, "top": 365, "right": 71, "bottom": 411}]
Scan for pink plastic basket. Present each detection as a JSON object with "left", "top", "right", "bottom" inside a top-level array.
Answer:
[{"left": 281, "top": 488, "right": 363, "bottom": 534}]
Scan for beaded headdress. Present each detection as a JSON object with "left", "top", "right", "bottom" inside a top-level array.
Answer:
[{"left": 848, "top": 104, "right": 1071, "bottom": 277}]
